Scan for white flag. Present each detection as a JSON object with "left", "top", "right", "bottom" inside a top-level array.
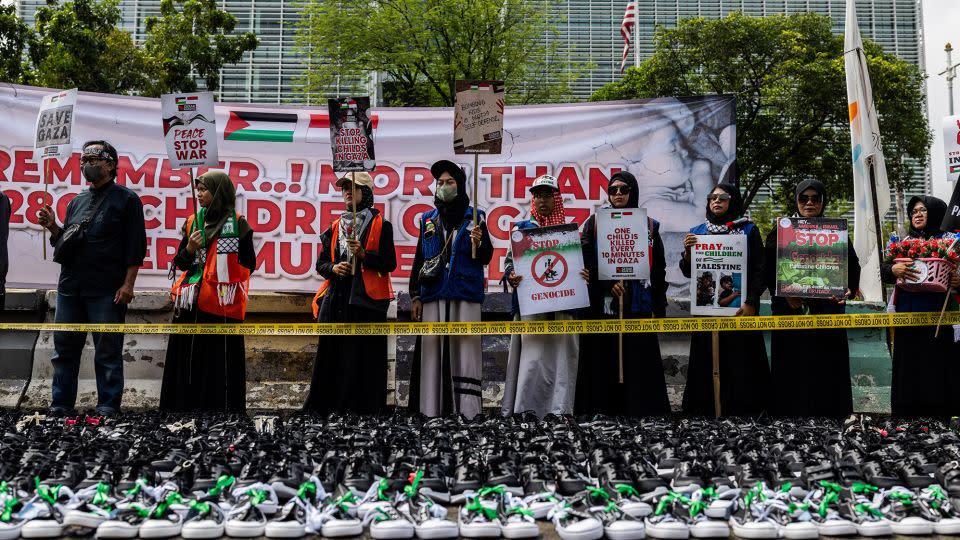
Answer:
[{"left": 844, "top": 0, "right": 891, "bottom": 303}]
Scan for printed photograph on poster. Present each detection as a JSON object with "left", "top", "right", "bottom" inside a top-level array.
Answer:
[
  {"left": 454, "top": 80, "right": 504, "bottom": 155},
  {"left": 160, "top": 92, "right": 218, "bottom": 168},
  {"left": 945, "top": 115, "right": 960, "bottom": 182},
  {"left": 689, "top": 234, "right": 747, "bottom": 316},
  {"left": 34, "top": 88, "right": 77, "bottom": 160},
  {"left": 511, "top": 223, "right": 590, "bottom": 317},
  {"left": 775, "top": 217, "right": 848, "bottom": 299},
  {"left": 328, "top": 97, "right": 375, "bottom": 171},
  {"left": 597, "top": 207, "right": 650, "bottom": 281}
]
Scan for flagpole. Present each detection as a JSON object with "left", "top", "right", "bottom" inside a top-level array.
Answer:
[
  {"left": 867, "top": 154, "right": 888, "bottom": 304},
  {"left": 472, "top": 154, "right": 479, "bottom": 259},
  {"left": 42, "top": 158, "right": 49, "bottom": 260},
  {"left": 351, "top": 171, "right": 358, "bottom": 275},
  {"left": 633, "top": 1, "right": 640, "bottom": 68}
]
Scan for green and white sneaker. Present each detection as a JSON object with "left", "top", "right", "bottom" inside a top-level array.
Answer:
[{"left": 64, "top": 483, "right": 117, "bottom": 530}]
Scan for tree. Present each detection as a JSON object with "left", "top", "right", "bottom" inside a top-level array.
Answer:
[
  {"left": 295, "top": 0, "right": 580, "bottom": 106},
  {"left": 590, "top": 12, "right": 932, "bottom": 213},
  {"left": 140, "top": 0, "right": 258, "bottom": 96},
  {"left": 0, "top": 5, "right": 34, "bottom": 84},
  {"left": 30, "top": 0, "right": 148, "bottom": 94}
]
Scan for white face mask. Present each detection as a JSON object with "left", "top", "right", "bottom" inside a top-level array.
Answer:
[{"left": 436, "top": 183, "right": 458, "bottom": 203}]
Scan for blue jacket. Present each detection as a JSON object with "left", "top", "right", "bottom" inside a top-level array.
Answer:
[{"left": 418, "top": 207, "right": 487, "bottom": 303}]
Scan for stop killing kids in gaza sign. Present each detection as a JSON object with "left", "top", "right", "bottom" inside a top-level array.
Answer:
[
  {"left": 328, "top": 97, "right": 376, "bottom": 172},
  {"left": 511, "top": 223, "right": 590, "bottom": 316}
]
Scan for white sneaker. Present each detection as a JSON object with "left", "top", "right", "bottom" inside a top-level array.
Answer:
[
  {"left": 499, "top": 492, "right": 539, "bottom": 539},
  {"left": 138, "top": 489, "right": 185, "bottom": 539},
  {"left": 549, "top": 499, "right": 604, "bottom": 540},
  {"left": 317, "top": 491, "right": 363, "bottom": 538},
  {"left": 180, "top": 500, "right": 226, "bottom": 539},
  {"left": 365, "top": 502, "right": 415, "bottom": 539},
  {"left": 20, "top": 483, "right": 77, "bottom": 539},
  {"left": 398, "top": 491, "right": 459, "bottom": 539},
  {"left": 458, "top": 492, "right": 501, "bottom": 538},
  {"left": 64, "top": 483, "right": 117, "bottom": 529},
  {"left": 224, "top": 484, "right": 278, "bottom": 538}
]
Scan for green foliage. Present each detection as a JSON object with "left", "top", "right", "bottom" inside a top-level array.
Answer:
[
  {"left": 0, "top": 0, "right": 257, "bottom": 97},
  {"left": 590, "top": 12, "right": 931, "bottom": 212},
  {"left": 295, "top": 0, "right": 581, "bottom": 106},
  {"left": 140, "top": 0, "right": 258, "bottom": 96},
  {"left": 30, "top": 0, "right": 148, "bottom": 93},
  {"left": 0, "top": 4, "right": 34, "bottom": 84}
]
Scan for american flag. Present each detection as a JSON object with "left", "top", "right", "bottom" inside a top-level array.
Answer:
[{"left": 620, "top": 1, "right": 636, "bottom": 73}]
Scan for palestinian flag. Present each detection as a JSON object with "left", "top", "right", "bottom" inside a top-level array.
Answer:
[
  {"left": 610, "top": 211, "right": 633, "bottom": 219},
  {"left": 224, "top": 111, "right": 297, "bottom": 142},
  {"left": 470, "top": 83, "right": 492, "bottom": 91},
  {"left": 951, "top": 164, "right": 960, "bottom": 174},
  {"left": 340, "top": 99, "right": 358, "bottom": 110}
]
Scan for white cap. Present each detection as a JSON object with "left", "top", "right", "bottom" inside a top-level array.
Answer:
[{"left": 530, "top": 174, "right": 559, "bottom": 193}]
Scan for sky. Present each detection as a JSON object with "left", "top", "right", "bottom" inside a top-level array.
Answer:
[{"left": 923, "top": 0, "right": 960, "bottom": 201}]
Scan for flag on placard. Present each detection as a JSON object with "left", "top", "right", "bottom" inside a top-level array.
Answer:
[
  {"left": 619, "top": 1, "right": 636, "bottom": 74},
  {"left": 611, "top": 211, "right": 633, "bottom": 219},
  {"left": 942, "top": 177, "right": 960, "bottom": 233},
  {"left": 224, "top": 111, "right": 297, "bottom": 142},
  {"left": 305, "top": 113, "right": 380, "bottom": 143},
  {"left": 844, "top": 0, "right": 891, "bottom": 302}
]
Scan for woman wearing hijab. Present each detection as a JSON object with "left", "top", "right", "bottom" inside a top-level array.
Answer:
[
  {"left": 305, "top": 172, "right": 397, "bottom": 414},
  {"left": 576, "top": 171, "right": 671, "bottom": 416},
  {"left": 408, "top": 160, "right": 494, "bottom": 418},
  {"left": 763, "top": 180, "right": 860, "bottom": 417},
  {"left": 680, "top": 183, "right": 770, "bottom": 416},
  {"left": 162, "top": 171, "right": 255, "bottom": 411},
  {"left": 882, "top": 195, "right": 960, "bottom": 417},
  {"left": 502, "top": 175, "right": 589, "bottom": 416}
]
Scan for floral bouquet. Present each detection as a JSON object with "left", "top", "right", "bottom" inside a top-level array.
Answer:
[{"left": 885, "top": 237, "right": 958, "bottom": 293}]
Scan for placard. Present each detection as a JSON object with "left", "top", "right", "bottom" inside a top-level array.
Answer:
[
  {"left": 34, "top": 88, "right": 77, "bottom": 160},
  {"left": 597, "top": 207, "right": 650, "bottom": 281},
  {"left": 511, "top": 223, "right": 590, "bottom": 316},
  {"left": 944, "top": 115, "right": 960, "bottom": 182},
  {"left": 690, "top": 234, "right": 747, "bottom": 316},
  {"left": 160, "top": 92, "right": 218, "bottom": 168},
  {"left": 328, "top": 97, "right": 375, "bottom": 171},
  {"left": 454, "top": 80, "right": 504, "bottom": 154},
  {"left": 775, "top": 217, "right": 848, "bottom": 299}
]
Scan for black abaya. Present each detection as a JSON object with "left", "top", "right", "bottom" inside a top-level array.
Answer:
[
  {"left": 575, "top": 213, "right": 671, "bottom": 416},
  {"left": 159, "top": 225, "right": 255, "bottom": 412},
  {"left": 680, "top": 224, "right": 771, "bottom": 417},
  {"left": 764, "top": 230, "right": 860, "bottom": 417},
  {"left": 304, "top": 211, "right": 397, "bottom": 415}
]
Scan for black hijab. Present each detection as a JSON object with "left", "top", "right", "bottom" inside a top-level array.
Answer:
[
  {"left": 608, "top": 171, "right": 639, "bottom": 208},
  {"left": 907, "top": 195, "right": 947, "bottom": 239},
  {"left": 705, "top": 183, "right": 743, "bottom": 224},
  {"left": 795, "top": 179, "right": 827, "bottom": 217},
  {"left": 431, "top": 160, "right": 469, "bottom": 230},
  {"left": 195, "top": 171, "right": 250, "bottom": 243}
]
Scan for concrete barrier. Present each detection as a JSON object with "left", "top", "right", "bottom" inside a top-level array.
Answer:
[{"left": 11, "top": 288, "right": 893, "bottom": 413}]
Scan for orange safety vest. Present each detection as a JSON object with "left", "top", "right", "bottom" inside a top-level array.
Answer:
[
  {"left": 170, "top": 213, "right": 251, "bottom": 320},
  {"left": 312, "top": 213, "right": 395, "bottom": 319}
]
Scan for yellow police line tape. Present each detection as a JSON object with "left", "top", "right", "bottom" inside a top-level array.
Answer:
[{"left": 0, "top": 311, "right": 958, "bottom": 336}]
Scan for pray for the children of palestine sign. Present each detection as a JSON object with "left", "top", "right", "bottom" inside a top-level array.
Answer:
[
  {"left": 34, "top": 88, "right": 77, "bottom": 160},
  {"left": 690, "top": 234, "right": 748, "bottom": 316},
  {"left": 775, "top": 217, "right": 848, "bottom": 299},
  {"left": 453, "top": 80, "right": 505, "bottom": 154},
  {"left": 511, "top": 223, "right": 590, "bottom": 316}
]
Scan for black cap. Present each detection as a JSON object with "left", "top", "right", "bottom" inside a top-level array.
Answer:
[{"left": 430, "top": 160, "right": 466, "bottom": 185}]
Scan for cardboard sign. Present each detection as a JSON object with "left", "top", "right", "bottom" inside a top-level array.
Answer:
[
  {"left": 454, "top": 80, "right": 504, "bottom": 154},
  {"left": 511, "top": 223, "right": 590, "bottom": 316},
  {"left": 328, "top": 97, "right": 375, "bottom": 172},
  {"left": 775, "top": 217, "right": 848, "bottom": 299},
  {"left": 944, "top": 115, "right": 960, "bottom": 183},
  {"left": 689, "top": 234, "right": 747, "bottom": 316},
  {"left": 597, "top": 207, "right": 650, "bottom": 281},
  {"left": 34, "top": 88, "right": 78, "bottom": 160},
  {"left": 160, "top": 92, "right": 218, "bottom": 168}
]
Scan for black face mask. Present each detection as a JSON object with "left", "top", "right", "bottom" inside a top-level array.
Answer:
[{"left": 82, "top": 163, "right": 105, "bottom": 183}]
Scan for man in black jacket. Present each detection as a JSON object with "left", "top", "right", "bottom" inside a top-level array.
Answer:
[{"left": 37, "top": 140, "right": 146, "bottom": 416}]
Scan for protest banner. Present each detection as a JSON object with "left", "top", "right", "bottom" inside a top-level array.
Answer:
[
  {"left": 328, "top": 97, "right": 375, "bottom": 172},
  {"left": 690, "top": 234, "right": 747, "bottom": 316},
  {"left": 454, "top": 80, "right": 504, "bottom": 155},
  {"left": 597, "top": 207, "right": 650, "bottom": 281},
  {"left": 511, "top": 223, "right": 590, "bottom": 316},
  {"left": 34, "top": 89, "right": 77, "bottom": 161},
  {"left": 944, "top": 115, "right": 960, "bottom": 183},
  {"left": 775, "top": 217, "right": 848, "bottom": 299},
  {"left": 160, "top": 92, "right": 218, "bottom": 169},
  {"left": 0, "top": 84, "right": 736, "bottom": 294}
]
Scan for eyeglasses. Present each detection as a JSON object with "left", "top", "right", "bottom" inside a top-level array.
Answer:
[
  {"left": 707, "top": 193, "right": 731, "bottom": 202},
  {"left": 608, "top": 185, "right": 631, "bottom": 196},
  {"left": 798, "top": 194, "right": 823, "bottom": 204},
  {"left": 911, "top": 207, "right": 928, "bottom": 216}
]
